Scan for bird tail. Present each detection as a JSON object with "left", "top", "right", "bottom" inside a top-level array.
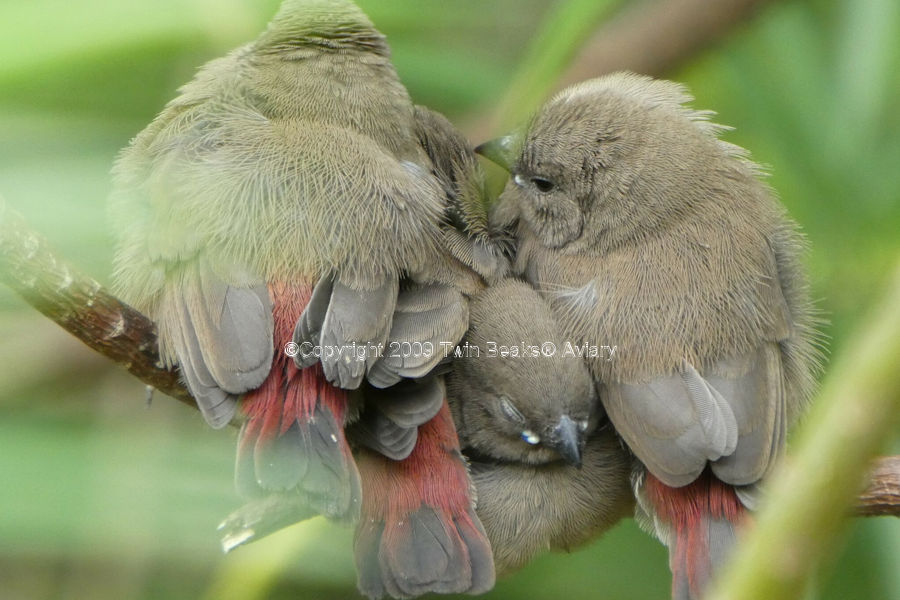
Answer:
[
  {"left": 235, "top": 282, "right": 361, "bottom": 521},
  {"left": 354, "top": 400, "right": 495, "bottom": 599},
  {"left": 642, "top": 471, "right": 745, "bottom": 600}
]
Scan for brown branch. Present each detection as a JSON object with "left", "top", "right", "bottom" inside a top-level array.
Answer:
[
  {"left": 557, "top": 0, "right": 777, "bottom": 88},
  {"left": 0, "top": 198, "right": 192, "bottom": 408},
  {"left": 464, "top": 0, "right": 778, "bottom": 139},
  {"left": 857, "top": 456, "right": 900, "bottom": 517},
  {"left": 0, "top": 198, "right": 897, "bottom": 517}
]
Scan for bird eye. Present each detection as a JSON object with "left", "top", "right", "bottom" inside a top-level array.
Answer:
[
  {"left": 499, "top": 396, "right": 525, "bottom": 424},
  {"left": 531, "top": 177, "right": 555, "bottom": 193}
]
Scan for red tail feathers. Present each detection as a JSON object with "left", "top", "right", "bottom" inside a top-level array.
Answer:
[
  {"left": 355, "top": 401, "right": 495, "bottom": 599},
  {"left": 645, "top": 471, "right": 746, "bottom": 600},
  {"left": 236, "top": 282, "right": 361, "bottom": 520}
]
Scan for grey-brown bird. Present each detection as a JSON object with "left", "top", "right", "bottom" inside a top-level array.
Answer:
[
  {"left": 446, "top": 278, "right": 634, "bottom": 575},
  {"left": 345, "top": 105, "right": 507, "bottom": 600},
  {"left": 477, "top": 72, "right": 821, "bottom": 599},
  {"left": 217, "top": 102, "right": 505, "bottom": 600},
  {"left": 110, "top": 0, "right": 501, "bottom": 596}
]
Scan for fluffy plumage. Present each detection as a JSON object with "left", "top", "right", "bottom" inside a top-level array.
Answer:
[
  {"left": 470, "top": 430, "right": 632, "bottom": 574},
  {"left": 111, "top": 2, "right": 502, "bottom": 597},
  {"left": 446, "top": 278, "right": 633, "bottom": 574},
  {"left": 448, "top": 280, "right": 602, "bottom": 466},
  {"left": 344, "top": 105, "right": 508, "bottom": 600},
  {"left": 480, "top": 72, "right": 821, "bottom": 599}
]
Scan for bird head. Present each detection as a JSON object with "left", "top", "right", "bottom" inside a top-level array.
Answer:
[
  {"left": 477, "top": 72, "right": 736, "bottom": 254},
  {"left": 446, "top": 279, "right": 600, "bottom": 467}
]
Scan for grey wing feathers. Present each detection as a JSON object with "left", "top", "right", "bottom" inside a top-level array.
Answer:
[
  {"left": 371, "top": 374, "right": 445, "bottom": 428},
  {"left": 707, "top": 344, "right": 786, "bottom": 484},
  {"left": 293, "top": 277, "right": 399, "bottom": 389},
  {"left": 162, "top": 261, "right": 273, "bottom": 428},
  {"left": 292, "top": 276, "right": 333, "bottom": 369},
  {"left": 349, "top": 413, "right": 418, "bottom": 461},
  {"left": 734, "top": 482, "right": 764, "bottom": 510},
  {"left": 605, "top": 344, "right": 785, "bottom": 487},
  {"left": 681, "top": 362, "right": 739, "bottom": 463},
  {"left": 604, "top": 366, "right": 737, "bottom": 487},
  {"left": 366, "top": 283, "right": 468, "bottom": 388},
  {"left": 170, "top": 296, "right": 237, "bottom": 428},
  {"left": 348, "top": 376, "right": 446, "bottom": 460},
  {"left": 218, "top": 493, "right": 317, "bottom": 553}
]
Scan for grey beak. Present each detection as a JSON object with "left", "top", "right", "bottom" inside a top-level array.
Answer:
[
  {"left": 549, "top": 415, "right": 583, "bottom": 468},
  {"left": 474, "top": 134, "right": 518, "bottom": 172}
]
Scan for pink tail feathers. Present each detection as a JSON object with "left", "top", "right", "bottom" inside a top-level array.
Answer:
[
  {"left": 235, "top": 282, "right": 361, "bottom": 520},
  {"left": 354, "top": 401, "right": 495, "bottom": 599},
  {"left": 644, "top": 471, "right": 746, "bottom": 600}
]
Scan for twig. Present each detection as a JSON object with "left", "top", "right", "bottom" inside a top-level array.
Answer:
[
  {"left": 0, "top": 198, "right": 193, "bottom": 408},
  {"left": 464, "top": 0, "right": 778, "bottom": 139},
  {"left": 1, "top": 199, "right": 897, "bottom": 519},
  {"left": 858, "top": 456, "right": 900, "bottom": 517},
  {"left": 557, "top": 0, "right": 776, "bottom": 88}
]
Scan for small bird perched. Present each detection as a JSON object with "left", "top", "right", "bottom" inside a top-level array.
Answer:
[
  {"left": 110, "top": 0, "right": 501, "bottom": 595},
  {"left": 477, "top": 72, "right": 821, "bottom": 599},
  {"left": 446, "top": 278, "right": 634, "bottom": 575},
  {"left": 345, "top": 105, "right": 506, "bottom": 600}
]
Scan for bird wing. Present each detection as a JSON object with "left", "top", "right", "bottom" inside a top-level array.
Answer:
[
  {"left": 705, "top": 343, "right": 786, "bottom": 485},
  {"left": 159, "top": 258, "right": 274, "bottom": 428},
  {"left": 348, "top": 376, "right": 446, "bottom": 460},
  {"left": 292, "top": 276, "right": 399, "bottom": 390},
  {"left": 365, "top": 282, "right": 469, "bottom": 388},
  {"left": 603, "top": 343, "right": 784, "bottom": 487},
  {"left": 412, "top": 105, "right": 510, "bottom": 284}
]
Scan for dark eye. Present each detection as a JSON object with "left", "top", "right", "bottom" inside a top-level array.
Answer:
[
  {"left": 531, "top": 177, "right": 555, "bottom": 193},
  {"left": 499, "top": 396, "right": 525, "bottom": 424}
]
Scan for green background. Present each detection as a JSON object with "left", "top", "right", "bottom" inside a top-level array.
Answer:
[{"left": 1, "top": 1, "right": 897, "bottom": 599}]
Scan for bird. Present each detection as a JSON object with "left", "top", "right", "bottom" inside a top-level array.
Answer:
[
  {"left": 445, "top": 278, "right": 634, "bottom": 575},
  {"left": 476, "top": 71, "right": 821, "bottom": 599},
  {"left": 343, "top": 105, "right": 507, "bottom": 599},
  {"left": 110, "top": 1, "right": 503, "bottom": 596}
]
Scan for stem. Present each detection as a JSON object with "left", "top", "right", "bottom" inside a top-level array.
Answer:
[{"left": 709, "top": 260, "right": 900, "bottom": 600}]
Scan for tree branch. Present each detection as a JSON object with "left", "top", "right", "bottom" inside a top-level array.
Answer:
[
  {"left": 0, "top": 198, "right": 192, "bottom": 408},
  {"left": 465, "top": 0, "right": 779, "bottom": 139},
  {"left": 858, "top": 456, "right": 900, "bottom": 517},
  {"left": 557, "top": 0, "right": 776, "bottom": 89},
  {"left": 1, "top": 198, "right": 897, "bottom": 518}
]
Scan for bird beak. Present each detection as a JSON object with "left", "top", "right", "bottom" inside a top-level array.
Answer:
[
  {"left": 548, "top": 415, "right": 583, "bottom": 468},
  {"left": 475, "top": 134, "right": 518, "bottom": 172}
]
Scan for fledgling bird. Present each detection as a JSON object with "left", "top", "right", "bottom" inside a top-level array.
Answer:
[
  {"left": 345, "top": 105, "right": 507, "bottom": 600},
  {"left": 446, "top": 278, "right": 634, "bottom": 575},
  {"left": 477, "top": 72, "right": 821, "bottom": 599},
  {"left": 110, "top": 0, "right": 501, "bottom": 595}
]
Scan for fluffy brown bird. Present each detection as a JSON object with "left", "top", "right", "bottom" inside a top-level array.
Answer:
[
  {"left": 446, "top": 278, "right": 634, "bottom": 575},
  {"left": 477, "top": 72, "right": 821, "bottom": 599},
  {"left": 345, "top": 106, "right": 507, "bottom": 600},
  {"left": 110, "top": 1, "right": 502, "bottom": 597}
]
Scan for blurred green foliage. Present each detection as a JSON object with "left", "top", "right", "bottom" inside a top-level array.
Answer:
[{"left": 0, "top": 1, "right": 897, "bottom": 599}]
